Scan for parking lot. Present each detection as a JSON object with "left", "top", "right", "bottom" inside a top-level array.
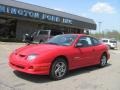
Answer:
[{"left": 0, "top": 42, "right": 120, "bottom": 90}]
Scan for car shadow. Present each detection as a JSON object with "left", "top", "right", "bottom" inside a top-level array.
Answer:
[
  {"left": 13, "top": 63, "right": 111, "bottom": 83},
  {"left": 13, "top": 71, "right": 52, "bottom": 83},
  {"left": 66, "top": 63, "right": 111, "bottom": 78}
]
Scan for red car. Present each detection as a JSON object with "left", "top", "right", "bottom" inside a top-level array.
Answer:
[{"left": 9, "top": 34, "right": 110, "bottom": 80}]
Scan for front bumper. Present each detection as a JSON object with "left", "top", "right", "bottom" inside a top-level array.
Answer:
[{"left": 9, "top": 54, "right": 51, "bottom": 75}]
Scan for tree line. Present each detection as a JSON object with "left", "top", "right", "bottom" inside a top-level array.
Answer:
[{"left": 90, "top": 30, "right": 120, "bottom": 41}]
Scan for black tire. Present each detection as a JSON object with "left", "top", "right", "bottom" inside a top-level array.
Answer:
[
  {"left": 99, "top": 54, "right": 107, "bottom": 67},
  {"left": 50, "top": 58, "right": 68, "bottom": 80}
]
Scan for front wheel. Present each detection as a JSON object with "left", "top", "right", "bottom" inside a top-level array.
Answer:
[
  {"left": 50, "top": 58, "right": 68, "bottom": 80},
  {"left": 99, "top": 55, "right": 107, "bottom": 67}
]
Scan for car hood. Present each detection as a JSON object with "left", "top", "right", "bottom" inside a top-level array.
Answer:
[{"left": 15, "top": 44, "right": 66, "bottom": 55}]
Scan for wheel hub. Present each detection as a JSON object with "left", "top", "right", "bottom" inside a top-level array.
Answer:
[{"left": 55, "top": 62, "right": 66, "bottom": 78}]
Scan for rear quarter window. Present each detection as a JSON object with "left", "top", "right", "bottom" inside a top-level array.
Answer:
[
  {"left": 110, "top": 40, "right": 117, "bottom": 43},
  {"left": 92, "top": 37, "right": 101, "bottom": 45},
  {"left": 51, "top": 31, "right": 63, "bottom": 36}
]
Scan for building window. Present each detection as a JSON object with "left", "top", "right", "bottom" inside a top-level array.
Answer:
[{"left": 0, "top": 18, "right": 17, "bottom": 38}]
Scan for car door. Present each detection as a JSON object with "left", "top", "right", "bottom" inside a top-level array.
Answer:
[
  {"left": 91, "top": 37, "right": 104, "bottom": 64},
  {"left": 71, "top": 36, "right": 95, "bottom": 68}
]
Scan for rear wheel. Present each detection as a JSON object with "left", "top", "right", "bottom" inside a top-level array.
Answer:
[
  {"left": 99, "top": 54, "right": 107, "bottom": 67},
  {"left": 50, "top": 58, "right": 67, "bottom": 80}
]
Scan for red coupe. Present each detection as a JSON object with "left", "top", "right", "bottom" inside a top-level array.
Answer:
[{"left": 9, "top": 34, "right": 110, "bottom": 80}]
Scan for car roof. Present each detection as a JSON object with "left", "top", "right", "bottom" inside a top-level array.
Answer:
[
  {"left": 63, "top": 34, "right": 87, "bottom": 37},
  {"left": 101, "top": 38, "right": 116, "bottom": 41},
  {"left": 101, "top": 38, "right": 109, "bottom": 40}
]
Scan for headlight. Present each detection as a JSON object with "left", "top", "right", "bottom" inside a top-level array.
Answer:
[{"left": 27, "top": 54, "right": 38, "bottom": 61}]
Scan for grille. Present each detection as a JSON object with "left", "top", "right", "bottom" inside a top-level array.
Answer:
[
  {"left": 19, "top": 54, "right": 26, "bottom": 57},
  {"left": 11, "top": 63, "right": 25, "bottom": 69}
]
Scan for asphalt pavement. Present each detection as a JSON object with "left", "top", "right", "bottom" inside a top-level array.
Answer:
[{"left": 0, "top": 42, "right": 120, "bottom": 90}]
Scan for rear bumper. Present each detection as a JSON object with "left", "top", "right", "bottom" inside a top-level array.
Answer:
[
  {"left": 107, "top": 44, "right": 117, "bottom": 49},
  {"left": 110, "top": 45, "right": 116, "bottom": 48}
]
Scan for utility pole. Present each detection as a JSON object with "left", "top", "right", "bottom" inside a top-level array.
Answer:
[{"left": 98, "top": 22, "right": 102, "bottom": 34}]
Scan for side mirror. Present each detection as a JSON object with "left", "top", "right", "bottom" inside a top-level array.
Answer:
[{"left": 75, "top": 43, "right": 83, "bottom": 47}]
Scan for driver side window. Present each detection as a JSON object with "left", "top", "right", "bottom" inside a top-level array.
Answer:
[{"left": 77, "top": 36, "right": 93, "bottom": 47}]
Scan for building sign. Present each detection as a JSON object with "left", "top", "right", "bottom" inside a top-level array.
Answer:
[{"left": 0, "top": 4, "right": 72, "bottom": 24}]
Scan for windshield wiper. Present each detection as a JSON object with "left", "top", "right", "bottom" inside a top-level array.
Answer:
[{"left": 45, "top": 42, "right": 59, "bottom": 45}]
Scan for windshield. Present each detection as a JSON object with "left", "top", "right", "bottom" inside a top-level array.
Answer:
[
  {"left": 45, "top": 34, "right": 78, "bottom": 46},
  {"left": 39, "top": 30, "right": 49, "bottom": 35},
  {"left": 102, "top": 40, "right": 108, "bottom": 42},
  {"left": 110, "top": 40, "right": 117, "bottom": 43}
]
